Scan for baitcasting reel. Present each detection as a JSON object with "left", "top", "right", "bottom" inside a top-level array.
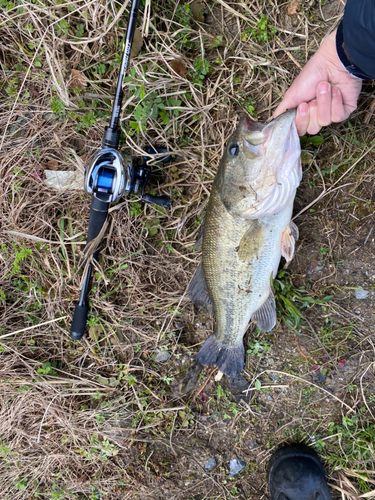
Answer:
[
  {"left": 70, "top": 146, "right": 171, "bottom": 341},
  {"left": 70, "top": 0, "right": 171, "bottom": 340}
]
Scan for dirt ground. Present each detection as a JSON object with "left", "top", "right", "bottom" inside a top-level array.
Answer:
[{"left": 1, "top": 0, "right": 375, "bottom": 499}]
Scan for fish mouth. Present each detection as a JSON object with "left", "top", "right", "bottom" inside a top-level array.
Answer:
[
  {"left": 262, "top": 108, "right": 296, "bottom": 136},
  {"left": 241, "top": 116, "right": 265, "bottom": 133},
  {"left": 240, "top": 116, "right": 267, "bottom": 151},
  {"left": 239, "top": 109, "right": 297, "bottom": 159}
]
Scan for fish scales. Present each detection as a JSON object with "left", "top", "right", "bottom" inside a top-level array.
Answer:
[{"left": 190, "top": 110, "right": 302, "bottom": 378}]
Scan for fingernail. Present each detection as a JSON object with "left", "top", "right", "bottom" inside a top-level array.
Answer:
[
  {"left": 318, "top": 82, "right": 330, "bottom": 94},
  {"left": 332, "top": 87, "right": 339, "bottom": 97},
  {"left": 298, "top": 103, "right": 308, "bottom": 117}
]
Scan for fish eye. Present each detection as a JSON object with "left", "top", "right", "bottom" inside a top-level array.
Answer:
[{"left": 228, "top": 143, "right": 239, "bottom": 156}]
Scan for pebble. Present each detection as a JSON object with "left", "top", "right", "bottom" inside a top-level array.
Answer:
[
  {"left": 204, "top": 458, "right": 217, "bottom": 472},
  {"left": 354, "top": 288, "right": 370, "bottom": 300},
  {"left": 248, "top": 439, "right": 260, "bottom": 451},
  {"left": 229, "top": 458, "right": 246, "bottom": 478},
  {"left": 155, "top": 350, "right": 171, "bottom": 363},
  {"left": 312, "top": 374, "right": 326, "bottom": 383}
]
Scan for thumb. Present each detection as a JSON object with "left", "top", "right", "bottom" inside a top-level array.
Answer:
[{"left": 273, "top": 72, "right": 326, "bottom": 118}]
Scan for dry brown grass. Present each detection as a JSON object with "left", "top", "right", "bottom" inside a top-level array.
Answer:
[{"left": 1, "top": 0, "right": 375, "bottom": 498}]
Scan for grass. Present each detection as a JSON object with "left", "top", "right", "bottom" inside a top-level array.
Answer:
[{"left": 1, "top": 0, "right": 375, "bottom": 499}]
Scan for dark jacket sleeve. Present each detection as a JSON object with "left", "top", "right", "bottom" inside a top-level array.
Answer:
[{"left": 336, "top": 0, "right": 375, "bottom": 80}]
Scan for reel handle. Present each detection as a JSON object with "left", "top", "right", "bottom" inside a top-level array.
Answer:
[
  {"left": 70, "top": 197, "right": 109, "bottom": 340},
  {"left": 142, "top": 193, "right": 170, "bottom": 207}
]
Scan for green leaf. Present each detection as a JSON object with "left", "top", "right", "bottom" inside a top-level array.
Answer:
[
  {"left": 133, "top": 104, "right": 147, "bottom": 122},
  {"left": 254, "top": 380, "right": 261, "bottom": 390},
  {"left": 279, "top": 295, "right": 303, "bottom": 319},
  {"left": 129, "top": 121, "right": 141, "bottom": 132},
  {"left": 308, "top": 135, "right": 324, "bottom": 146},
  {"left": 160, "top": 108, "right": 170, "bottom": 125},
  {"left": 210, "top": 35, "right": 224, "bottom": 48}
]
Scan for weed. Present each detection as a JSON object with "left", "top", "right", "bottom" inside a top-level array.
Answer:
[
  {"left": 274, "top": 270, "right": 333, "bottom": 329},
  {"left": 11, "top": 244, "right": 32, "bottom": 276},
  {"left": 127, "top": 81, "right": 183, "bottom": 132},
  {"left": 76, "top": 434, "right": 118, "bottom": 462},
  {"left": 51, "top": 96, "right": 66, "bottom": 119},
  {"left": 13, "top": 477, "right": 28, "bottom": 491},
  {"left": 190, "top": 57, "right": 211, "bottom": 87},
  {"left": 325, "top": 415, "right": 375, "bottom": 493},
  {"left": 243, "top": 15, "right": 277, "bottom": 44},
  {"left": 247, "top": 339, "right": 271, "bottom": 357},
  {"left": 216, "top": 385, "right": 227, "bottom": 397},
  {"left": 130, "top": 201, "right": 143, "bottom": 217},
  {"left": 319, "top": 246, "right": 330, "bottom": 263},
  {"left": 54, "top": 19, "right": 70, "bottom": 36},
  {"left": 37, "top": 362, "right": 59, "bottom": 376}
]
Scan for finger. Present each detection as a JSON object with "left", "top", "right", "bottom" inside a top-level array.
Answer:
[
  {"left": 273, "top": 75, "right": 316, "bottom": 118},
  {"left": 306, "top": 100, "right": 322, "bottom": 135},
  {"left": 331, "top": 87, "right": 349, "bottom": 123},
  {"left": 316, "top": 81, "right": 332, "bottom": 127},
  {"left": 295, "top": 102, "right": 309, "bottom": 136}
]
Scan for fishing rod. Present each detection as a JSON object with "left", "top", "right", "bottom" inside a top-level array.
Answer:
[{"left": 70, "top": 0, "right": 170, "bottom": 340}]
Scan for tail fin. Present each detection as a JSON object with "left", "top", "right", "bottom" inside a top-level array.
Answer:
[{"left": 196, "top": 334, "right": 244, "bottom": 378}]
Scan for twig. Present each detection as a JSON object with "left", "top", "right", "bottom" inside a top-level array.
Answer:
[
  {"left": 293, "top": 331, "right": 318, "bottom": 364},
  {"left": 247, "top": 370, "right": 354, "bottom": 413},
  {"left": 0, "top": 317, "right": 68, "bottom": 340},
  {"left": 192, "top": 367, "right": 217, "bottom": 401}
]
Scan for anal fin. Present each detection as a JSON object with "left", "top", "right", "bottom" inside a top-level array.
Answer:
[
  {"left": 189, "top": 261, "right": 214, "bottom": 315},
  {"left": 252, "top": 293, "right": 276, "bottom": 332}
]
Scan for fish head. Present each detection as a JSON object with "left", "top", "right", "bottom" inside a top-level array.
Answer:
[{"left": 216, "top": 109, "right": 301, "bottom": 219}]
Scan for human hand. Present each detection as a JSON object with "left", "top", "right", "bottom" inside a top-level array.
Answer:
[{"left": 273, "top": 29, "right": 362, "bottom": 136}]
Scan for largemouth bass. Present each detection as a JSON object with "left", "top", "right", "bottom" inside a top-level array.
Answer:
[{"left": 190, "top": 109, "right": 301, "bottom": 378}]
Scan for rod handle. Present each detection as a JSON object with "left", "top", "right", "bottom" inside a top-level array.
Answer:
[
  {"left": 87, "top": 197, "right": 109, "bottom": 252},
  {"left": 70, "top": 304, "right": 89, "bottom": 340}
]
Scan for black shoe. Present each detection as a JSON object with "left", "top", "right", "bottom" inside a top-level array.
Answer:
[{"left": 267, "top": 444, "right": 332, "bottom": 500}]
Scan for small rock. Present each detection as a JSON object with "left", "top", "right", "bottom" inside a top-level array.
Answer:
[
  {"left": 354, "top": 288, "right": 370, "bottom": 300},
  {"left": 204, "top": 458, "right": 217, "bottom": 472},
  {"left": 155, "top": 350, "right": 171, "bottom": 363},
  {"left": 229, "top": 458, "right": 246, "bottom": 478},
  {"left": 248, "top": 439, "right": 260, "bottom": 451},
  {"left": 312, "top": 373, "right": 326, "bottom": 383},
  {"left": 227, "top": 375, "right": 253, "bottom": 403},
  {"left": 267, "top": 395, "right": 274, "bottom": 401},
  {"left": 267, "top": 357, "right": 275, "bottom": 366}
]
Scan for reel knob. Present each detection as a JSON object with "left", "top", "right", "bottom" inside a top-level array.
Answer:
[{"left": 142, "top": 193, "right": 170, "bottom": 207}]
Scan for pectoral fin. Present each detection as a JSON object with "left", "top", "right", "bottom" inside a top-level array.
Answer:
[
  {"left": 189, "top": 261, "right": 214, "bottom": 315},
  {"left": 281, "top": 221, "right": 299, "bottom": 262},
  {"left": 238, "top": 220, "right": 263, "bottom": 262},
  {"left": 251, "top": 293, "right": 276, "bottom": 332}
]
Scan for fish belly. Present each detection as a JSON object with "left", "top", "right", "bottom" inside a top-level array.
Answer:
[{"left": 197, "top": 185, "right": 293, "bottom": 376}]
